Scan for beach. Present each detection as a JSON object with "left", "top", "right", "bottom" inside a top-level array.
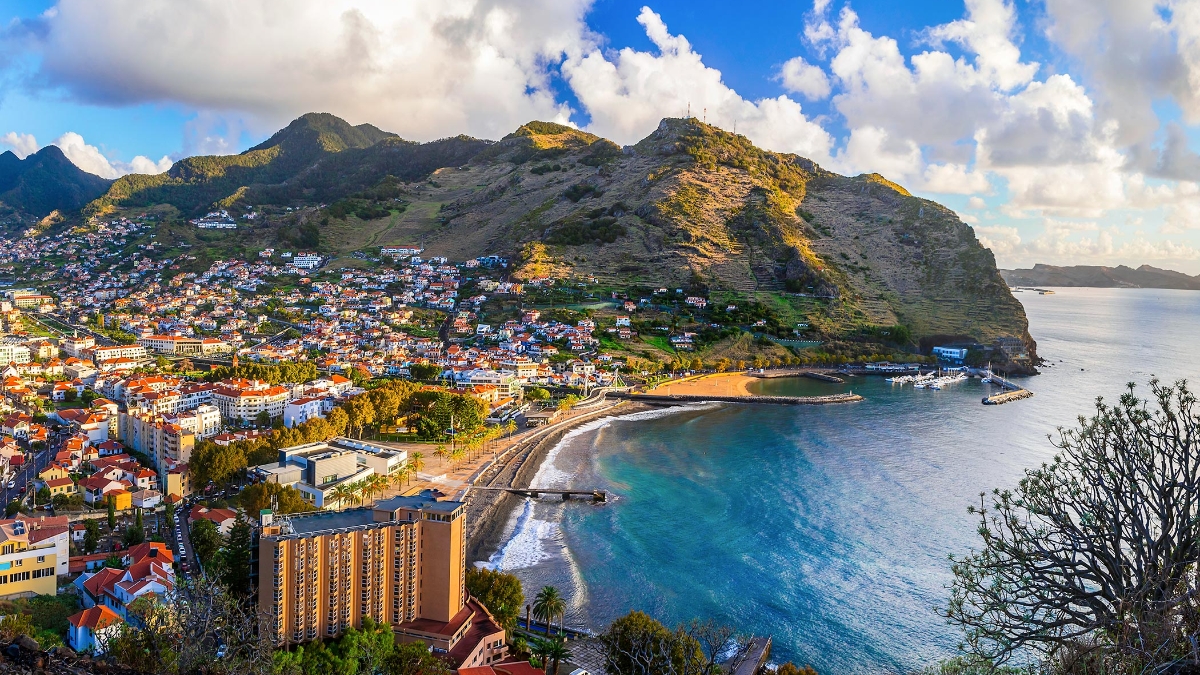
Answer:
[
  {"left": 645, "top": 372, "right": 756, "bottom": 397},
  {"left": 464, "top": 399, "right": 653, "bottom": 563}
]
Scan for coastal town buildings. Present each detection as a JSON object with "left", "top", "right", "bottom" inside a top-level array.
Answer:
[
  {"left": 258, "top": 493, "right": 508, "bottom": 668},
  {"left": 251, "top": 437, "right": 407, "bottom": 508}
]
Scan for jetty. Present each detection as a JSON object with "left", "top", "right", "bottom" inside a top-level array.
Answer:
[
  {"left": 607, "top": 392, "right": 863, "bottom": 405},
  {"left": 802, "top": 371, "right": 845, "bottom": 384},
  {"left": 470, "top": 486, "right": 607, "bottom": 502},
  {"left": 980, "top": 370, "right": 1034, "bottom": 405}
]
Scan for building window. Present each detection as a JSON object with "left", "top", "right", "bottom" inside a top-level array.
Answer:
[{"left": 36, "top": 556, "right": 44, "bottom": 563}]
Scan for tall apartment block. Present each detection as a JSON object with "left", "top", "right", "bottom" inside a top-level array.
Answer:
[{"left": 258, "top": 493, "right": 508, "bottom": 669}]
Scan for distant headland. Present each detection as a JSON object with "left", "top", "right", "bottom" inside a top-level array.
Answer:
[{"left": 1000, "top": 263, "right": 1200, "bottom": 290}]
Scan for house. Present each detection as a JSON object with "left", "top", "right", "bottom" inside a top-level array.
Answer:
[
  {"left": 130, "top": 489, "right": 161, "bottom": 509},
  {"left": 67, "top": 605, "right": 122, "bottom": 654},
  {"left": 282, "top": 396, "right": 324, "bottom": 428},
  {"left": 44, "top": 477, "right": 76, "bottom": 498},
  {"left": 37, "top": 465, "right": 69, "bottom": 483},
  {"left": 189, "top": 505, "right": 237, "bottom": 535}
]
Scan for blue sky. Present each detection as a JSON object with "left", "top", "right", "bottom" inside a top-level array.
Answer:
[{"left": 4, "top": 0, "right": 1200, "bottom": 272}]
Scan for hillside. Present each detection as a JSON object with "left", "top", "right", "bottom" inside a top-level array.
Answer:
[
  {"left": 0, "top": 146, "right": 111, "bottom": 219},
  {"left": 80, "top": 114, "right": 1035, "bottom": 362},
  {"left": 1001, "top": 264, "right": 1200, "bottom": 290}
]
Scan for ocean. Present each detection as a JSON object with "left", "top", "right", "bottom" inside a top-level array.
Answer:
[{"left": 486, "top": 288, "right": 1200, "bottom": 673}]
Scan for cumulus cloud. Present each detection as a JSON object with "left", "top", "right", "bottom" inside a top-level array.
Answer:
[
  {"left": 973, "top": 222, "right": 1200, "bottom": 267},
  {"left": 13, "top": 0, "right": 588, "bottom": 142},
  {"left": 777, "top": 56, "right": 831, "bottom": 100},
  {"left": 0, "top": 132, "right": 38, "bottom": 158},
  {"left": 1, "top": 131, "right": 172, "bottom": 178},
  {"left": 51, "top": 132, "right": 173, "bottom": 179},
  {"left": 562, "top": 7, "right": 835, "bottom": 161}
]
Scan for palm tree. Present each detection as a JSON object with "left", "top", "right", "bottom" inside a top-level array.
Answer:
[
  {"left": 539, "top": 636, "right": 572, "bottom": 675},
  {"left": 504, "top": 420, "right": 517, "bottom": 438},
  {"left": 365, "top": 473, "right": 389, "bottom": 503},
  {"left": 408, "top": 452, "right": 425, "bottom": 484},
  {"left": 329, "top": 483, "right": 353, "bottom": 510},
  {"left": 348, "top": 480, "right": 367, "bottom": 506},
  {"left": 532, "top": 586, "right": 566, "bottom": 635}
]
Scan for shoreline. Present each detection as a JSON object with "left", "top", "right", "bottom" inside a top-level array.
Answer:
[
  {"left": 464, "top": 400, "right": 654, "bottom": 564},
  {"left": 646, "top": 372, "right": 757, "bottom": 397}
]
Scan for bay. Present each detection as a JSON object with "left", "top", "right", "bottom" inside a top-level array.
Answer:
[{"left": 488, "top": 288, "right": 1200, "bottom": 673}]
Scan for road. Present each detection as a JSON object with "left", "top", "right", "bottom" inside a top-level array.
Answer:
[{"left": 2, "top": 427, "right": 64, "bottom": 510}]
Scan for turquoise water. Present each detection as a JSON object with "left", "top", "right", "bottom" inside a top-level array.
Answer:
[{"left": 488, "top": 288, "right": 1200, "bottom": 673}]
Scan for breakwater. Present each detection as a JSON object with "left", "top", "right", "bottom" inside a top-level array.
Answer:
[{"left": 607, "top": 392, "right": 864, "bottom": 405}]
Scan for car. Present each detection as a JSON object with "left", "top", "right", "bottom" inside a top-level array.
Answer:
[{"left": 5, "top": 482, "right": 12, "bottom": 489}]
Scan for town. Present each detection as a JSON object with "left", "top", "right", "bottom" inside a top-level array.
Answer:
[{"left": 0, "top": 214, "right": 812, "bottom": 675}]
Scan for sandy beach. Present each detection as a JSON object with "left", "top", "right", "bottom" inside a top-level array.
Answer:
[{"left": 646, "top": 372, "right": 757, "bottom": 397}]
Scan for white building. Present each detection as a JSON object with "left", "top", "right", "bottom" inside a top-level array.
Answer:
[
  {"left": 283, "top": 396, "right": 325, "bottom": 428},
  {"left": 0, "top": 342, "right": 31, "bottom": 366}
]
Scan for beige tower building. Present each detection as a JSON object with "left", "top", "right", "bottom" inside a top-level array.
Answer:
[{"left": 258, "top": 493, "right": 507, "bottom": 668}]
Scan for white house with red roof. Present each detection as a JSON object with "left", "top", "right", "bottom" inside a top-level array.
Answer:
[{"left": 67, "top": 605, "right": 122, "bottom": 654}]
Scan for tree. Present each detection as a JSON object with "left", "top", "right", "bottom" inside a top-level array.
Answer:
[
  {"left": 191, "top": 441, "right": 248, "bottom": 487},
  {"left": 123, "top": 509, "right": 145, "bottom": 546},
  {"left": 189, "top": 518, "right": 223, "bottom": 570},
  {"left": 3, "top": 501, "right": 16, "bottom": 518},
  {"left": 63, "top": 388, "right": 77, "bottom": 403},
  {"left": 529, "top": 635, "right": 572, "bottom": 675},
  {"left": 106, "top": 573, "right": 276, "bottom": 675},
  {"left": 107, "top": 496, "right": 116, "bottom": 532},
  {"left": 601, "top": 610, "right": 705, "bottom": 675},
  {"left": 407, "top": 363, "right": 441, "bottom": 382},
  {"left": 222, "top": 521, "right": 253, "bottom": 596},
  {"left": 327, "top": 407, "right": 350, "bottom": 437},
  {"left": 526, "top": 387, "right": 550, "bottom": 402},
  {"left": 238, "top": 482, "right": 311, "bottom": 515},
  {"left": 382, "top": 640, "right": 451, "bottom": 675},
  {"left": 83, "top": 519, "right": 99, "bottom": 554},
  {"left": 254, "top": 410, "right": 271, "bottom": 428},
  {"left": 35, "top": 487, "right": 50, "bottom": 505},
  {"left": 776, "top": 665, "right": 819, "bottom": 675},
  {"left": 466, "top": 568, "right": 523, "bottom": 633},
  {"left": 945, "top": 380, "right": 1200, "bottom": 671},
  {"left": 533, "top": 585, "right": 566, "bottom": 635}
]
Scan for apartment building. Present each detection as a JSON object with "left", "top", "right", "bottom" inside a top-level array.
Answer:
[
  {"left": 164, "top": 404, "right": 221, "bottom": 439},
  {"left": 0, "top": 520, "right": 59, "bottom": 599},
  {"left": 137, "top": 335, "right": 231, "bottom": 356},
  {"left": 61, "top": 335, "right": 95, "bottom": 358},
  {"left": 257, "top": 494, "right": 508, "bottom": 668},
  {"left": 0, "top": 341, "right": 31, "bottom": 366},
  {"left": 89, "top": 345, "right": 148, "bottom": 362},
  {"left": 283, "top": 396, "right": 324, "bottom": 428},
  {"left": 117, "top": 411, "right": 196, "bottom": 492},
  {"left": 213, "top": 379, "right": 289, "bottom": 423}
]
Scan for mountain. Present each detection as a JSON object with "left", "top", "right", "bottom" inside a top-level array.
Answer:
[
  {"left": 1000, "top": 264, "right": 1200, "bottom": 290},
  {"left": 81, "top": 113, "right": 1034, "bottom": 361},
  {"left": 0, "top": 146, "right": 112, "bottom": 217}
]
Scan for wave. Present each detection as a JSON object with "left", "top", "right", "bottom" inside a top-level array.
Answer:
[{"left": 492, "top": 403, "right": 719, "bottom": 571}]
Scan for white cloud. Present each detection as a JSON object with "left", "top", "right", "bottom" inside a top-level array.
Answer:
[
  {"left": 921, "top": 162, "right": 990, "bottom": 194},
  {"left": 0, "top": 132, "right": 38, "bottom": 158},
  {"left": 17, "top": 0, "right": 587, "bottom": 144},
  {"left": 968, "top": 196, "right": 987, "bottom": 209},
  {"left": 923, "top": 0, "right": 1037, "bottom": 91},
  {"left": 1, "top": 130, "right": 172, "bottom": 177},
  {"left": 777, "top": 56, "right": 831, "bottom": 100},
  {"left": 562, "top": 7, "right": 835, "bottom": 162}
]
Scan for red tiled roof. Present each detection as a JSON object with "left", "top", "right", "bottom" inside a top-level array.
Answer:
[{"left": 67, "top": 605, "right": 122, "bottom": 630}]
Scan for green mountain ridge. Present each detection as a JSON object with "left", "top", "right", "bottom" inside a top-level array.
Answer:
[
  {"left": 1001, "top": 263, "right": 1200, "bottom": 290},
  {"left": 64, "top": 113, "right": 1033, "bottom": 362},
  {"left": 0, "top": 145, "right": 112, "bottom": 218}
]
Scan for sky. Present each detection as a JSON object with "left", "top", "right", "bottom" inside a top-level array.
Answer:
[{"left": 4, "top": 1, "right": 1200, "bottom": 272}]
